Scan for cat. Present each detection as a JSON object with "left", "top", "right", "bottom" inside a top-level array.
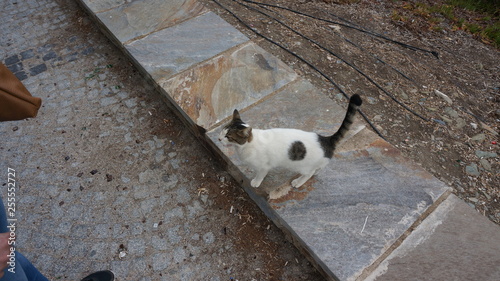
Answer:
[{"left": 218, "top": 94, "right": 362, "bottom": 188}]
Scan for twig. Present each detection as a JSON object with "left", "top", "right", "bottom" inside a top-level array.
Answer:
[{"left": 360, "top": 216, "right": 368, "bottom": 234}]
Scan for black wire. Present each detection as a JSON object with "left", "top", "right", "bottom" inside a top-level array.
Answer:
[
  {"left": 239, "top": 0, "right": 418, "bottom": 84},
  {"left": 211, "top": 0, "right": 387, "bottom": 140},
  {"left": 235, "top": 0, "right": 429, "bottom": 122},
  {"left": 324, "top": 25, "right": 418, "bottom": 85},
  {"left": 242, "top": 0, "right": 440, "bottom": 59}
]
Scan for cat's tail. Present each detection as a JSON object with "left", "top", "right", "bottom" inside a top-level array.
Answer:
[{"left": 329, "top": 94, "right": 362, "bottom": 147}]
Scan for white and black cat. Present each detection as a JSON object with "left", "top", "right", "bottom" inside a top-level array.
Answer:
[{"left": 218, "top": 94, "right": 362, "bottom": 188}]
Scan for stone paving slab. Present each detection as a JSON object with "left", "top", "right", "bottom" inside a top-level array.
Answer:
[
  {"left": 206, "top": 79, "right": 450, "bottom": 280},
  {"left": 94, "top": 0, "right": 208, "bottom": 44},
  {"left": 161, "top": 42, "right": 298, "bottom": 130},
  {"left": 125, "top": 11, "right": 249, "bottom": 82},
  {"left": 79, "top": 0, "right": 126, "bottom": 12},
  {"left": 285, "top": 137, "right": 449, "bottom": 281},
  {"left": 366, "top": 194, "right": 500, "bottom": 281}
]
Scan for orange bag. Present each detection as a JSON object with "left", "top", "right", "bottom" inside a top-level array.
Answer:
[{"left": 0, "top": 62, "right": 42, "bottom": 121}]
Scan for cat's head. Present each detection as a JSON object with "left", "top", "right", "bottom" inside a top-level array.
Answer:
[{"left": 218, "top": 109, "right": 253, "bottom": 146}]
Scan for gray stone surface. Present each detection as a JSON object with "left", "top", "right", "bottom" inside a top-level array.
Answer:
[
  {"left": 79, "top": 0, "right": 126, "bottom": 12},
  {"left": 367, "top": 195, "right": 500, "bottom": 281},
  {"left": 125, "top": 11, "right": 249, "bottom": 81},
  {"left": 95, "top": 0, "right": 207, "bottom": 43},
  {"left": 273, "top": 137, "right": 449, "bottom": 281},
  {"left": 162, "top": 42, "right": 298, "bottom": 130}
]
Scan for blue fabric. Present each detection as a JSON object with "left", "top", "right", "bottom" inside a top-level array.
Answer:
[
  {"left": 14, "top": 253, "right": 47, "bottom": 281},
  {"left": 0, "top": 199, "right": 48, "bottom": 281}
]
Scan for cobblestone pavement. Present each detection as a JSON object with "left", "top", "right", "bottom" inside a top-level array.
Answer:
[{"left": 0, "top": 0, "right": 323, "bottom": 280}]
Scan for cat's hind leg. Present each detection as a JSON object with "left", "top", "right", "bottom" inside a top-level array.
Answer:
[
  {"left": 291, "top": 171, "right": 315, "bottom": 188},
  {"left": 292, "top": 160, "right": 327, "bottom": 188},
  {"left": 314, "top": 159, "right": 329, "bottom": 175},
  {"left": 250, "top": 168, "right": 268, "bottom": 188}
]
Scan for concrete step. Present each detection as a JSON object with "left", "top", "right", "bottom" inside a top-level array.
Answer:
[{"left": 77, "top": 0, "right": 500, "bottom": 280}]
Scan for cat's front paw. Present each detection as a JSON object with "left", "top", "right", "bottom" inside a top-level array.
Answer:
[
  {"left": 250, "top": 178, "right": 262, "bottom": 188},
  {"left": 291, "top": 178, "right": 303, "bottom": 188}
]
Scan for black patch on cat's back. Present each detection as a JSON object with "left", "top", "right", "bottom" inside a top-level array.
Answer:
[
  {"left": 318, "top": 135, "right": 334, "bottom": 158},
  {"left": 289, "top": 141, "right": 306, "bottom": 161}
]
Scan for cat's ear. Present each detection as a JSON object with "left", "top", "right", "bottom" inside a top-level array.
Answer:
[
  {"left": 241, "top": 126, "right": 252, "bottom": 137},
  {"left": 232, "top": 109, "right": 241, "bottom": 120}
]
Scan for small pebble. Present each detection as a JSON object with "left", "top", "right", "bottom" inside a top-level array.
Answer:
[
  {"left": 468, "top": 197, "right": 479, "bottom": 203},
  {"left": 432, "top": 119, "right": 446, "bottom": 126},
  {"left": 471, "top": 134, "right": 485, "bottom": 142},
  {"left": 465, "top": 164, "right": 480, "bottom": 176},
  {"left": 480, "top": 159, "right": 492, "bottom": 171},
  {"left": 475, "top": 150, "right": 498, "bottom": 159},
  {"left": 367, "top": 97, "right": 377, "bottom": 104}
]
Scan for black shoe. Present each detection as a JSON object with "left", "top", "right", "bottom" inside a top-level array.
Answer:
[{"left": 81, "top": 270, "right": 114, "bottom": 281}]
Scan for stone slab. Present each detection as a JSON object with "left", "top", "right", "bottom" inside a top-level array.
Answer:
[
  {"left": 366, "top": 194, "right": 500, "bottom": 281},
  {"left": 95, "top": 0, "right": 208, "bottom": 43},
  {"left": 125, "top": 11, "right": 249, "bottom": 82},
  {"left": 79, "top": 0, "right": 127, "bottom": 13},
  {"left": 273, "top": 136, "right": 449, "bottom": 281},
  {"left": 161, "top": 42, "right": 298, "bottom": 130},
  {"left": 206, "top": 82, "right": 450, "bottom": 280}
]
